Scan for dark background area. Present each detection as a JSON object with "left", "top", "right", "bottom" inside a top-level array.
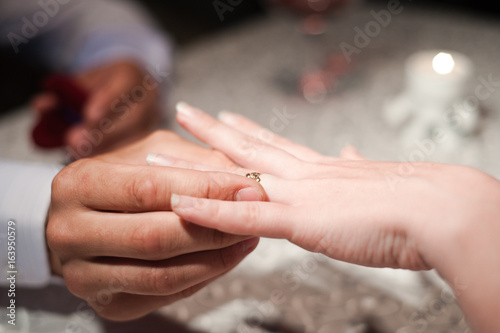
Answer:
[
  {"left": 139, "top": 0, "right": 500, "bottom": 45},
  {"left": 1, "top": 0, "right": 499, "bottom": 113}
]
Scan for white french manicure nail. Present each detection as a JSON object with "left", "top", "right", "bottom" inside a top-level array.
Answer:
[
  {"left": 171, "top": 194, "right": 179, "bottom": 207},
  {"left": 176, "top": 102, "right": 199, "bottom": 117},
  {"left": 146, "top": 153, "right": 158, "bottom": 165},
  {"left": 146, "top": 153, "right": 175, "bottom": 166},
  {"left": 218, "top": 111, "right": 239, "bottom": 125}
]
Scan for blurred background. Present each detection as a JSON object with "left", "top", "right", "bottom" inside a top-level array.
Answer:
[
  {"left": 2, "top": 0, "right": 500, "bottom": 113},
  {"left": 141, "top": 0, "right": 500, "bottom": 45},
  {"left": 2, "top": 0, "right": 500, "bottom": 331}
]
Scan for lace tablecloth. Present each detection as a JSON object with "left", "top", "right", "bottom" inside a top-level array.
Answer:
[{"left": 3, "top": 0, "right": 500, "bottom": 331}]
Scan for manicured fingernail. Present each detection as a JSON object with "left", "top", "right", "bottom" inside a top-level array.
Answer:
[
  {"left": 176, "top": 102, "right": 200, "bottom": 118},
  {"left": 146, "top": 153, "right": 158, "bottom": 165},
  {"left": 170, "top": 194, "right": 179, "bottom": 207},
  {"left": 239, "top": 238, "right": 260, "bottom": 253},
  {"left": 171, "top": 194, "right": 198, "bottom": 210},
  {"left": 218, "top": 111, "right": 239, "bottom": 125},
  {"left": 146, "top": 153, "right": 175, "bottom": 166},
  {"left": 236, "top": 187, "right": 262, "bottom": 202}
]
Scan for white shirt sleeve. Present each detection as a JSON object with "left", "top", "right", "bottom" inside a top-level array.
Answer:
[
  {"left": 0, "top": 160, "right": 63, "bottom": 287},
  {"left": 0, "top": 0, "right": 173, "bottom": 79},
  {"left": 0, "top": 0, "right": 173, "bottom": 108}
]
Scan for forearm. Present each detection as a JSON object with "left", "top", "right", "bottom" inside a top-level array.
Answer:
[
  {"left": 437, "top": 220, "right": 500, "bottom": 332},
  {"left": 410, "top": 170, "right": 500, "bottom": 332}
]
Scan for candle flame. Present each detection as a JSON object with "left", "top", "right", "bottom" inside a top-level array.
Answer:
[{"left": 432, "top": 52, "right": 455, "bottom": 75}]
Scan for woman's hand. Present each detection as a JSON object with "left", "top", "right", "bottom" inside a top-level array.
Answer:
[
  {"left": 46, "top": 130, "right": 265, "bottom": 321},
  {"left": 170, "top": 103, "right": 436, "bottom": 269},
  {"left": 168, "top": 103, "right": 500, "bottom": 332}
]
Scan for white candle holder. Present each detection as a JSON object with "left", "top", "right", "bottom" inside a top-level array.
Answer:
[{"left": 383, "top": 50, "right": 481, "bottom": 165}]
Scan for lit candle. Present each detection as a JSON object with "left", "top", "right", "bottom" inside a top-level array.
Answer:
[
  {"left": 383, "top": 50, "right": 478, "bottom": 164},
  {"left": 404, "top": 50, "right": 473, "bottom": 108}
]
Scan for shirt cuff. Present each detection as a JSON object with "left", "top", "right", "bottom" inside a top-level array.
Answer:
[
  {"left": 0, "top": 161, "right": 63, "bottom": 287},
  {"left": 70, "top": 27, "right": 174, "bottom": 83}
]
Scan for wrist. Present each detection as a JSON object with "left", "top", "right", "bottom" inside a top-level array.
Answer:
[{"left": 407, "top": 166, "right": 500, "bottom": 331}]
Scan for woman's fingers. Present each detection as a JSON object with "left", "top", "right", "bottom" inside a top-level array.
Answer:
[
  {"left": 171, "top": 195, "right": 295, "bottom": 240},
  {"left": 218, "top": 111, "right": 328, "bottom": 163},
  {"left": 52, "top": 210, "right": 252, "bottom": 260},
  {"left": 146, "top": 154, "right": 292, "bottom": 204},
  {"left": 340, "top": 144, "right": 366, "bottom": 161},
  {"left": 220, "top": 112, "right": 366, "bottom": 163},
  {"left": 51, "top": 159, "right": 266, "bottom": 212},
  {"left": 218, "top": 111, "right": 366, "bottom": 164},
  {"left": 62, "top": 239, "right": 259, "bottom": 297},
  {"left": 176, "top": 102, "right": 306, "bottom": 178}
]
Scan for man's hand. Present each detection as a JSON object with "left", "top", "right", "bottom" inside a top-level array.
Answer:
[
  {"left": 46, "top": 131, "right": 266, "bottom": 321},
  {"left": 33, "top": 60, "right": 162, "bottom": 158},
  {"left": 169, "top": 104, "right": 500, "bottom": 332}
]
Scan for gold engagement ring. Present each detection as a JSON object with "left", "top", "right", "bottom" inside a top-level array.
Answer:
[{"left": 245, "top": 172, "right": 261, "bottom": 183}]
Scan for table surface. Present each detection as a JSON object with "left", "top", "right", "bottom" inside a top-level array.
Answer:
[{"left": 3, "top": 0, "right": 500, "bottom": 331}]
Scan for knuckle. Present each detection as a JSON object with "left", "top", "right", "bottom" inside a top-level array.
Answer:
[
  {"left": 46, "top": 215, "right": 75, "bottom": 255},
  {"left": 52, "top": 162, "right": 78, "bottom": 197},
  {"left": 129, "top": 222, "right": 166, "bottom": 257},
  {"left": 128, "top": 173, "right": 158, "bottom": 210},
  {"left": 144, "top": 266, "right": 176, "bottom": 295},
  {"left": 241, "top": 204, "right": 262, "bottom": 224},
  {"left": 51, "top": 172, "right": 67, "bottom": 198},
  {"left": 204, "top": 173, "right": 227, "bottom": 200},
  {"left": 52, "top": 159, "right": 93, "bottom": 202}
]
